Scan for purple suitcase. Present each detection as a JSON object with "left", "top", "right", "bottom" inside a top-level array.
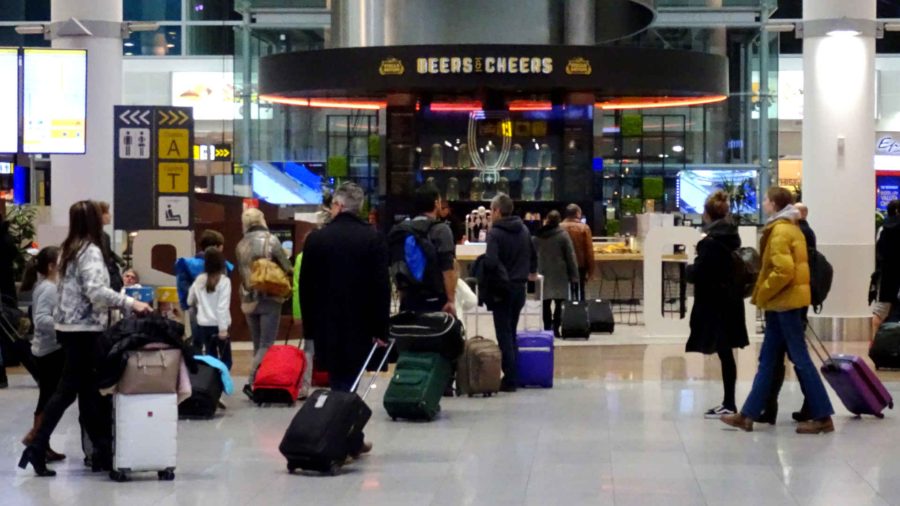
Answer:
[
  {"left": 809, "top": 327, "right": 893, "bottom": 418},
  {"left": 821, "top": 355, "right": 893, "bottom": 418},
  {"left": 516, "top": 331, "right": 554, "bottom": 388},
  {"left": 516, "top": 276, "right": 553, "bottom": 388}
]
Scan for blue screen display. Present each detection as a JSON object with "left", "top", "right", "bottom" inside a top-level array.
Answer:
[
  {"left": 878, "top": 176, "right": 900, "bottom": 211},
  {"left": 677, "top": 170, "right": 759, "bottom": 214}
]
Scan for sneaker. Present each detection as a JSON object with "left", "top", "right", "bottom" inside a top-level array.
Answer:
[{"left": 704, "top": 405, "right": 735, "bottom": 419}]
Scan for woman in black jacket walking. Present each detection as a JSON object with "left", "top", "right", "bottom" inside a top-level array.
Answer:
[{"left": 685, "top": 190, "right": 749, "bottom": 418}]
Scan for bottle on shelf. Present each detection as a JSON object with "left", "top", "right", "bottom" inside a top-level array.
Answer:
[
  {"left": 497, "top": 176, "right": 510, "bottom": 197},
  {"left": 430, "top": 143, "right": 444, "bottom": 169},
  {"left": 458, "top": 143, "right": 471, "bottom": 169},
  {"left": 509, "top": 143, "right": 524, "bottom": 169},
  {"left": 484, "top": 145, "right": 500, "bottom": 168},
  {"left": 540, "top": 175, "right": 554, "bottom": 201},
  {"left": 446, "top": 177, "right": 459, "bottom": 201},
  {"left": 538, "top": 143, "right": 552, "bottom": 168},
  {"left": 521, "top": 176, "right": 535, "bottom": 201},
  {"left": 470, "top": 176, "right": 484, "bottom": 201}
]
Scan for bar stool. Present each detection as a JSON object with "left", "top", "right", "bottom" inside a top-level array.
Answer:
[{"left": 600, "top": 263, "right": 640, "bottom": 325}]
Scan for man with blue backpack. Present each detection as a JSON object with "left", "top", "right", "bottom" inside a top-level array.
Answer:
[{"left": 389, "top": 185, "right": 457, "bottom": 316}]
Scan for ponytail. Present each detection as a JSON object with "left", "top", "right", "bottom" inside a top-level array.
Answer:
[{"left": 203, "top": 246, "right": 226, "bottom": 293}]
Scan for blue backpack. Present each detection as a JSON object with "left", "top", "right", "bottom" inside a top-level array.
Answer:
[{"left": 389, "top": 221, "right": 442, "bottom": 295}]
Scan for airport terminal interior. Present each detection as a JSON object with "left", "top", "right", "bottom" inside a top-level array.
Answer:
[{"left": 2, "top": 0, "right": 900, "bottom": 504}]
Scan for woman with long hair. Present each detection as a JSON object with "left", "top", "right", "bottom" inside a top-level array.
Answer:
[{"left": 18, "top": 201, "right": 151, "bottom": 477}]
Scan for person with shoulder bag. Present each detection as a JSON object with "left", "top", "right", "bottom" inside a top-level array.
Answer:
[
  {"left": 18, "top": 200, "right": 152, "bottom": 477},
  {"left": 235, "top": 208, "right": 293, "bottom": 399}
]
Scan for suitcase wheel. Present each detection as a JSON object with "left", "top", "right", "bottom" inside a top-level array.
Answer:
[
  {"left": 467, "top": 393, "right": 474, "bottom": 398},
  {"left": 876, "top": 413, "right": 886, "bottom": 419},
  {"left": 287, "top": 463, "right": 297, "bottom": 474},
  {"left": 484, "top": 393, "right": 492, "bottom": 398},
  {"left": 890, "top": 401, "right": 895, "bottom": 410},
  {"left": 328, "top": 463, "right": 342, "bottom": 476},
  {"left": 158, "top": 469, "right": 175, "bottom": 481},
  {"left": 109, "top": 470, "right": 128, "bottom": 482}
]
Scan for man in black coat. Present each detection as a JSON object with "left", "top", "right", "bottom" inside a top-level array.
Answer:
[
  {"left": 874, "top": 199, "right": 900, "bottom": 332},
  {"left": 486, "top": 193, "right": 537, "bottom": 392},
  {"left": 299, "top": 182, "right": 390, "bottom": 455}
]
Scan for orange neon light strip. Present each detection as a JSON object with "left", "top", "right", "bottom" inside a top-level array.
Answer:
[
  {"left": 597, "top": 95, "right": 728, "bottom": 110},
  {"left": 429, "top": 101, "right": 483, "bottom": 112},
  {"left": 259, "top": 94, "right": 385, "bottom": 110},
  {"left": 508, "top": 100, "right": 553, "bottom": 111}
]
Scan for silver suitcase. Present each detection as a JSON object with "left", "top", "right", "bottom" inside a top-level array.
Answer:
[{"left": 111, "top": 393, "right": 178, "bottom": 481}]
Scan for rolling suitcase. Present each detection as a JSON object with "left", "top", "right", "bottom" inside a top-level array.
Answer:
[
  {"left": 457, "top": 337, "right": 502, "bottom": 397},
  {"left": 808, "top": 326, "right": 893, "bottom": 418},
  {"left": 383, "top": 352, "right": 453, "bottom": 421},
  {"left": 588, "top": 299, "right": 615, "bottom": 334},
  {"left": 869, "top": 322, "right": 900, "bottom": 370},
  {"left": 110, "top": 393, "right": 178, "bottom": 482},
  {"left": 253, "top": 330, "right": 307, "bottom": 406},
  {"left": 559, "top": 283, "right": 590, "bottom": 339},
  {"left": 517, "top": 276, "right": 554, "bottom": 388},
  {"left": 279, "top": 341, "right": 393, "bottom": 475},
  {"left": 178, "top": 361, "right": 224, "bottom": 419}
]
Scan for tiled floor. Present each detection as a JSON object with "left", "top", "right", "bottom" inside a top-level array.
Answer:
[{"left": 3, "top": 338, "right": 900, "bottom": 506}]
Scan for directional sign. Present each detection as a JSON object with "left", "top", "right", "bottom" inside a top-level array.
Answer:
[
  {"left": 192, "top": 142, "right": 232, "bottom": 162},
  {"left": 158, "top": 162, "right": 189, "bottom": 193},
  {"left": 214, "top": 144, "right": 232, "bottom": 161},
  {"left": 114, "top": 106, "right": 194, "bottom": 230}
]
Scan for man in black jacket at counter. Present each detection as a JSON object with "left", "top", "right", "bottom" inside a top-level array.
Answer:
[{"left": 486, "top": 193, "right": 537, "bottom": 392}]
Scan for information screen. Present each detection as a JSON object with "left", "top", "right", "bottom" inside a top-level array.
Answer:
[
  {"left": 0, "top": 48, "right": 18, "bottom": 154},
  {"left": 878, "top": 176, "right": 900, "bottom": 211},
  {"left": 23, "top": 48, "right": 87, "bottom": 154},
  {"left": 677, "top": 169, "right": 759, "bottom": 215}
]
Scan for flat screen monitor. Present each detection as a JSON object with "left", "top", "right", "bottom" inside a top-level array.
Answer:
[
  {"left": 0, "top": 48, "right": 18, "bottom": 154},
  {"left": 877, "top": 175, "right": 900, "bottom": 211},
  {"left": 677, "top": 169, "right": 759, "bottom": 215},
  {"left": 22, "top": 48, "right": 87, "bottom": 154}
]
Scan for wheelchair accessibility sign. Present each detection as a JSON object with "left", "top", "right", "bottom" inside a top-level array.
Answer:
[{"left": 158, "top": 196, "right": 189, "bottom": 228}]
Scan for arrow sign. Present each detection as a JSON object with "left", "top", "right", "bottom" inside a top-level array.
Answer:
[
  {"left": 215, "top": 148, "right": 230, "bottom": 158},
  {"left": 177, "top": 110, "right": 189, "bottom": 125},
  {"left": 119, "top": 108, "right": 152, "bottom": 126}
]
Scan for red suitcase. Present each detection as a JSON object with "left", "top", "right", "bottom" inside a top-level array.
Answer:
[
  {"left": 808, "top": 326, "right": 893, "bottom": 418},
  {"left": 253, "top": 345, "right": 307, "bottom": 406}
]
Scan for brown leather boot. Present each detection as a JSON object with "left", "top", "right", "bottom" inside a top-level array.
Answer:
[
  {"left": 796, "top": 417, "right": 834, "bottom": 434},
  {"left": 720, "top": 413, "right": 754, "bottom": 432},
  {"left": 45, "top": 447, "right": 66, "bottom": 462},
  {"left": 22, "top": 414, "right": 39, "bottom": 446}
]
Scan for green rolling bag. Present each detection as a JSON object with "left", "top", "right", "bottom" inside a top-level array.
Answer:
[{"left": 383, "top": 352, "right": 452, "bottom": 421}]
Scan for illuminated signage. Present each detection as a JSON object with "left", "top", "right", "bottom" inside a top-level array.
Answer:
[
  {"left": 0, "top": 49, "right": 17, "bottom": 154},
  {"left": 414, "top": 56, "right": 553, "bottom": 75},
  {"left": 22, "top": 48, "right": 87, "bottom": 154}
]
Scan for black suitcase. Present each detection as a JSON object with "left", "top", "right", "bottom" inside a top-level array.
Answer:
[
  {"left": 178, "top": 362, "right": 224, "bottom": 419},
  {"left": 279, "top": 341, "right": 394, "bottom": 475},
  {"left": 870, "top": 322, "right": 900, "bottom": 370},
  {"left": 588, "top": 300, "right": 615, "bottom": 334},
  {"left": 559, "top": 283, "right": 590, "bottom": 339},
  {"left": 389, "top": 312, "right": 464, "bottom": 360}
]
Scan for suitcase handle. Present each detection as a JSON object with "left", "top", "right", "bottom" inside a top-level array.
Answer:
[
  {"left": 805, "top": 322, "right": 833, "bottom": 365},
  {"left": 351, "top": 339, "right": 396, "bottom": 400}
]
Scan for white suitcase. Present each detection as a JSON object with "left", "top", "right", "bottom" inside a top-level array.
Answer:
[{"left": 111, "top": 393, "right": 178, "bottom": 481}]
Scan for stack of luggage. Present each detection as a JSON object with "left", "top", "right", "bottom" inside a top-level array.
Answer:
[
  {"left": 386, "top": 312, "right": 465, "bottom": 420},
  {"left": 98, "top": 315, "right": 195, "bottom": 482}
]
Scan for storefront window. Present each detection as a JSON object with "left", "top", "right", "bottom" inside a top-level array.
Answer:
[
  {"left": 0, "top": 27, "right": 50, "bottom": 48},
  {"left": 187, "top": 25, "right": 234, "bottom": 56},
  {"left": 189, "top": 0, "right": 241, "bottom": 21},
  {"left": 124, "top": 0, "right": 181, "bottom": 21},
  {"left": 123, "top": 26, "right": 181, "bottom": 56}
]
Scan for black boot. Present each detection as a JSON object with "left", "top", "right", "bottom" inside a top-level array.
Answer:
[
  {"left": 18, "top": 445, "right": 56, "bottom": 477},
  {"left": 91, "top": 443, "right": 113, "bottom": 472},
  {"left": 0, "top": 366, "right": 8, "bottom": 389}
]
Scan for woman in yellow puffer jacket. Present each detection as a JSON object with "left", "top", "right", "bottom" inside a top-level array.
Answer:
[{"left": 721, "top": 187, "right": 835, "bottom": 435}]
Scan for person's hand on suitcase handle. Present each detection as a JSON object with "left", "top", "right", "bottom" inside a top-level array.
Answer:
[
  {"left": 442, "top": 300, "right": 456, "bottom": 318},
  {"left": 131, "top": 300, "right": 153, "bottom": 315}
]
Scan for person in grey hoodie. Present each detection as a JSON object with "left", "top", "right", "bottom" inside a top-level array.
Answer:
[
  {"left": 486, "top": 193, "right": 537, "bottom": 392},
  {"left": 19, "top": 246, "right": 66, "bottom": 463},
  {"left": 19, "top": 201, "right": 151, "bottom": 477},
  {"left": 533, "top": 211, "right": 579, "bottom": 336}
]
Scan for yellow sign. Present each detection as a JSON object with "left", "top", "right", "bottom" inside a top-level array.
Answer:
[
  {"left": 565, "top": 57, "right": 592, "bottom": 76},
  {"left": 158, "top": 162, "right": 189, "bottom": 193},
  {"left": 501, "top": 120, "right": 512, "bottom": 138},
  {"left": 379, "top": 57, "right": 405, "bottom": 76},
  {"left": 158, "top": 128, "right": 189, "bottom": 159}
]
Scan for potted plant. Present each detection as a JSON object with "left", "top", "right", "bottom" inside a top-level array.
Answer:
[{"left": 4, "top": 204, "right": 38, "bottom": 280}]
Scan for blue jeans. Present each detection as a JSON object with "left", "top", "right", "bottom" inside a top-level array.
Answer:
[
  {"left": 491, "top": 283, "right": 527, "bottom": 387},
  {"left": 192, "top": 325, "right": 233, "bottom": 370},
  {"left": 741, "top": 309, "right": 834, "bottom": 420}
]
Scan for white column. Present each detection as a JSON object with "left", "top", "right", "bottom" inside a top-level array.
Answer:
[
  {"left": 802, "top": 0, "right": 876, "bottom": 336},
  {"left": 49, "top": 0, "right": 122, "bottom": 227}
]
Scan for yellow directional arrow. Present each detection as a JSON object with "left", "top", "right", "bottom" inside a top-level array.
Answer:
[
  {"left": 215, "top": 148, "right": 230, "bottom": 158},
  {"left": 177, "top": 110, "right": 190, "bottom": 125},
  {"left": 158, "top": 110, "right": 172, "bottom": 126}
]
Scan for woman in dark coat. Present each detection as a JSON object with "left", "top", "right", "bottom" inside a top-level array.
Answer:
[{"left": 685, "top": 190, "right": 749, "bottom": 418}]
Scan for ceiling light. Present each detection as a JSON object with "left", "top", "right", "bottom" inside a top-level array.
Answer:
[
  {"left": 15, "top": 24, "right": 45, "bottom": 35},
  {"left": 672, "top": 145, "right": 684, "bottom": 153},
  {"left": 826, "top": 29, "right": 861, "bottom": 37}
]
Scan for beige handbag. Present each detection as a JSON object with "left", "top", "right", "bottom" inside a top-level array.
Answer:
[
  {"left": 117, "top": 349, "right": 182, "bottom": 394},
  {"left": 250, "top": 233, "right": 291, "bottom": 298}
]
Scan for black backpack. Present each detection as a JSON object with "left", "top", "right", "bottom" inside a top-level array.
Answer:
[
  {"left": 388, "top": 221, "right": 443, "bottom": 297},
  {"left": 471, "top": 254, "right": 511, "bottom": 311},
  {"left": 732, "top": 247, "right": 761, "bottom": 298},
  {"left": 808, "top": 248, "right": 834, "bottom": 313}
]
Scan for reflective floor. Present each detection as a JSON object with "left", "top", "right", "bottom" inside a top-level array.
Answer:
[{"left": 3, "top": 340, "right": 900, "bottom": 506}]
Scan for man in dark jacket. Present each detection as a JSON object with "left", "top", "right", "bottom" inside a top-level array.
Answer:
[
  {"left": 391, "top": 185, "right": 457, "bottom": 314},
  {"left": 300, "top": 182, "right": 389, "bottom": 455},
  {"left": 796, "top": 203, "right": 816, "bottom": 250},
  {"left": 874, "top": 199, "right": 900, "bottom": 333},
  {"left": 486, "top": 193, "right": 537, "bottom": 392}
]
